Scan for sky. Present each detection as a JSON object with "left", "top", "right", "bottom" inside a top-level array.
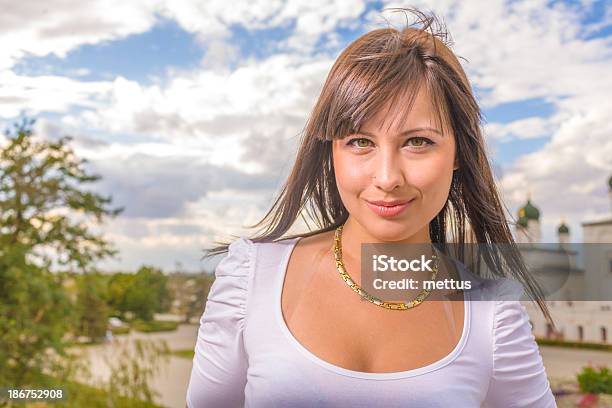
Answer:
[{"left": 1, "top": 0, "right": 611, "bottom": 273}]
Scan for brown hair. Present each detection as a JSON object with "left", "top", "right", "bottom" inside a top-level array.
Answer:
[{"left": 203, "top": 7, "right": 553, "bottom": 325}]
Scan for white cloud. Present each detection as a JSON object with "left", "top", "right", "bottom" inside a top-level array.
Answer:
[
  {"left": 77, "top": 53, "right": 332, "bottom": 148},
  {"left": 0, "top": 70, "right": 112, "bottom": 117},
  {"left": 0, "top": 0, "right": 162, "bottom": 70},
  {"left": 501, "top": 105, "right": 612, "bottom": 242},
  {"left": 375, "top": 1, "right": 612, "bottom": 242},
  {"left": 275, "top": 0, "right": 368, "bottom": 53},
  {"left": 0, "top": 0, "right": 368, "bottom": 72},
  {"left": 93, "top": 216, "right": 215, "bottom": 272},
  {"left": 485, "top": 115, "right": 564, "bottom": 141},
  {"left": 200, "top": 39, "right": 241, "bottom": 71},
  {"left": 378, "top": 1, "right": 612, "bottom": 105},
  {"left": 2, "top": 0, "right": 612, "bottom": 269},
  {"left": 160, "top": 0, "right": 368, "bottom": 56}
]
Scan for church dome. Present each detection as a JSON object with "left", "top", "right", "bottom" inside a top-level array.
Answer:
[
  {"left": 558, "top": 222, "right": 569, "bottom": 234},
  {"left": 517, "top": 215, "right": 529, "bottom": 228},
  {"left": 518, "top": 199, "right": 540, "bottom": 221},
  {"left": 608, "top": 174, "right": 612, "bottom": 190}
]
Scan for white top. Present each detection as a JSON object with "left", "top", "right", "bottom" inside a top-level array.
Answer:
[{"left": 186, "top": 237, "right": 557, "bottom": 408}]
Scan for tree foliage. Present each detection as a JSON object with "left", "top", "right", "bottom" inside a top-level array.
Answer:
[
  {"left": 0, "top": 243, "right": 73, "bottom": 386},
  {"left": 0, "top": 117, "right": 123, "bottom": 271},
  {"left": 104, "top": 339, "right": 170, "bottom": 405},
  {"left": 75, "top": 272, "right": 111, "bottom": 343},
  {"left": 0, "top": 117, "right": 123, "bottom": 387},
  {"left": 108, "top": 266, "right": 169, "bottom": 321}
]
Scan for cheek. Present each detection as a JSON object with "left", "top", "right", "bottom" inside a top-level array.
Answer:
[
  {"left": 409, "top": 150, "right": 455, "bottom": 201},
  {"left": 410, "top": 159, "right": 453, "bottom": 190},
  {"left": 333, "top": 148, "right": 368, "bottom": 194},
  {"left": 336, "top": 163, "right": 366, "bottom": 188}
]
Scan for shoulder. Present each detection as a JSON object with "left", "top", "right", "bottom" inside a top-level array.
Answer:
[
  {"left": 483, "top": 287, "right": 554, "bottom": 406},
  {"left": 257, "top": 230, "right": 335, "bottom": 265},
  {"left": 289, "top": 230, "right": 334, "bottom": 259},
  {"left": 491, "top": 279, "right": 530, "bottom": 341},
  {"left": 212, "top": 233, "right": 322, "bottom": 288},
  {"left": 453, "top": 262, "right": 530, "bottom": 341},
  {"left": 214, "top": 237, "right": 256, "bottom": 278},
  {"left": 203, "top": 237, "right": 257, "bottom": 331},
  {"left": 471, "top": 274, "right": 528, "bottom": 333},
  {"left": 453, "top": 259, "right": 525, "bottom": 302},
  {"left": 212, "top": 230, "right": 336, "bottom": 287}
]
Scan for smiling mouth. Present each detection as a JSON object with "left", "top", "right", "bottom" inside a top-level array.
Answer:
[{"left": 365, "top": 198, "right": 415, "bottom": 218}]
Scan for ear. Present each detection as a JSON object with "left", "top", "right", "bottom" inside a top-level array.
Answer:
[{"left": 453, "top": 149, "right": 459, "bottom": 171}]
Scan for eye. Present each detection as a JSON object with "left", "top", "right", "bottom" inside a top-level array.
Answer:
[
  {"left": 346, "top": 137, "right": 372, "bottom": 148},
  {"left": 406, "top": 137, "right": 435, "bottom": 149},
  {"left": 345, "top": 136, "right": 435, "bottom": 150}
]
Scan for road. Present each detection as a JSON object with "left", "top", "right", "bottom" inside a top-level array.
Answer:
[
  {"left": 540, "top": 345, "right": 612, "bottom": 379},
  {"left": 77, "top": 324, "right": 199, "bottom": 408},
  {"left": 77, "top": 324, "right": 612, "bottom": 408}
]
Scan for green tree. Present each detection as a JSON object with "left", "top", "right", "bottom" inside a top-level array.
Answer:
[
  {"left": 0, "top": 117, "right": 123, "bottom": 387},
  {"left": 107, "top": 266, "right": 169, "bottom": 322},
  {"left": 104, "top": 339, "right": 170, "bottom": 405},
  {"left": 0, "top": 243, "right": 72, "bottom": 387},
  {"left": 182, "top": 273, "right": 214, "bottom": 323},
  {"left": 125, "top": 266, "right": 169, "bottom": 321},
  {"left": 75, "top": 272, "right": 110, "bottom": 343},
  {"left": 107, "top": 272, "right": 134, "bottom": 319},
  {"left": 0, "top": 117, "right": 123, "bottom": 270}
]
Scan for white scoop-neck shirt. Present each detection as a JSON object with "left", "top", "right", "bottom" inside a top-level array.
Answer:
[{"left": 186, "top": 236, "right": 557, "bottom": 408}]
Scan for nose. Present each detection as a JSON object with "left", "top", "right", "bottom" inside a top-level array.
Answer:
[{"left": 371, "top": 146, "right": 404, "bottom": 192}]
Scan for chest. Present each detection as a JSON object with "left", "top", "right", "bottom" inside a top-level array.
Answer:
[{"left": 280, "top": 247, "right": 466, "bottom": 373}]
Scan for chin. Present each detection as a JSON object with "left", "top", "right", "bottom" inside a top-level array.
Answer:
[{"left": 364, "top": 218, "right": 415, "bottom": 241}]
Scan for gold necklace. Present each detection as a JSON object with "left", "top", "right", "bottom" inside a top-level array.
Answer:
[{"left": 333, "top": 224, "right": 439, "bottom": 310}]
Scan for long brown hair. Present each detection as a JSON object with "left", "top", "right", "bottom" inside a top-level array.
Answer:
[{"left": 203, "top": 7, "right": 553, "bottom": 325}]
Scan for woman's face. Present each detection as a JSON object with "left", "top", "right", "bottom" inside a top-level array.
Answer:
[{"left": 332, "top": 85, "right": 457, "bottom": 243}]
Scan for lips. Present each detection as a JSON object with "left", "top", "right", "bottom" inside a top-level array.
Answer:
[
  {"left": 366, "top": 199, "right": 413, "bottom": 207},
  {"left": 365, "top": 198, "right": 414, "bottom": 218}
]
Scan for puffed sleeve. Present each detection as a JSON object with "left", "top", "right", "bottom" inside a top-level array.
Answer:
[
  {"left": 186, "top": 237, "right": 254, "bottom": 408},
  {"left": 482, "top": 278, "right": 557, "bottom": 407}
]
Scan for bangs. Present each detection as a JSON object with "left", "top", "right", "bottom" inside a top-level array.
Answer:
[{"left": 319, "top": 31, "right": 453, "bottom": 141}]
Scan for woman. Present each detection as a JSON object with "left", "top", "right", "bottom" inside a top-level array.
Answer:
[{"left": 187, "top": 8, "right": 557, "bottom": 408}]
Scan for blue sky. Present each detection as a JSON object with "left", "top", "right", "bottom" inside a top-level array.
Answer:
[
  {"left": 13, "top": 18, "right": 204, "bottom": 83},
  {"left": 1, "top": 0, "right": 611, "bottom": 272}
]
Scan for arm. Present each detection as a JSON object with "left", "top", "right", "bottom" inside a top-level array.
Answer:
[
  {"left": 482, "top": 280, "right": 557, "bottom": 407},
  {"left": 186, "top": 238, "right": 254, "bottom": 408}
]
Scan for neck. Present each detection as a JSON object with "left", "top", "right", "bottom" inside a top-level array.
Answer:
[{"left": 334, "top": 216, "right": 433, "bottom": 264}]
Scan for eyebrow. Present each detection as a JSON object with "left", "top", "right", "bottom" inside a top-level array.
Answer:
[{"left": 356, "top": 127, "right": 443, "bottom": 137}]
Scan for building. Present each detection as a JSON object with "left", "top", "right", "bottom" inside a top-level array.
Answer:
[{"left": 519, "top": 175, "right": 612, "bottom": 343}]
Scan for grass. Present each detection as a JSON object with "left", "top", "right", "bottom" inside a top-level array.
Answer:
[
  {"left": 131, "top": 319, "right": 178, "bottom": 333},
  {"left": 168, "top": 349, "right": 195, "bottom": 359},
  {"left": 110, "top": 326, "right": 131, "bottom": 335},
  {"left": 10, "top": 375, "right": 164, "bottom": 408},
  {"left": 536, "top": 337, "right": 612, "bottom": 351}
]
